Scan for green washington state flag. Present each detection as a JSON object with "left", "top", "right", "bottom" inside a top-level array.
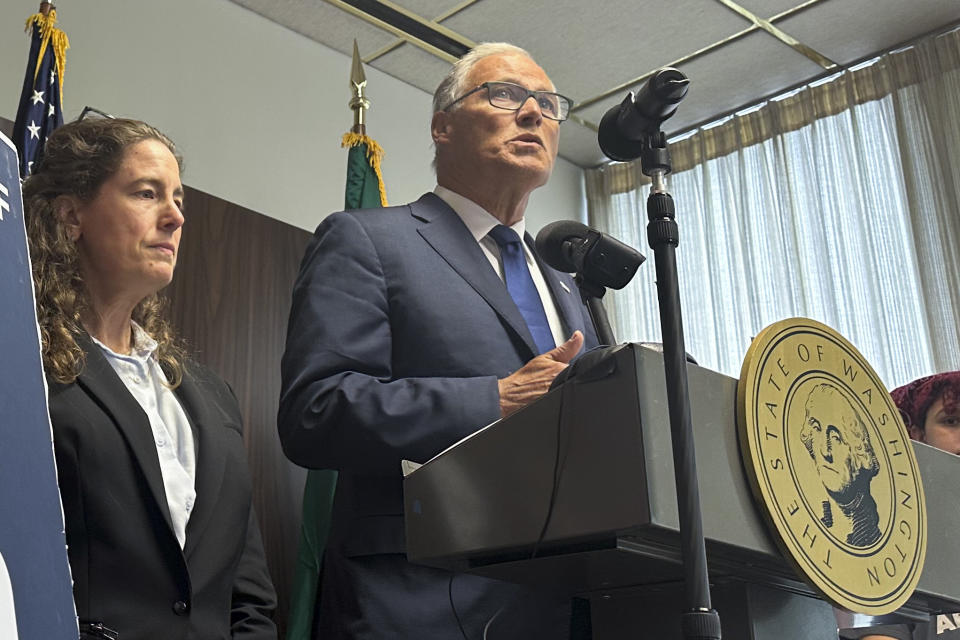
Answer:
[
  {"left": 342, "top": 132, "right": 388, "bottom": 209},
  {"left": 286, "top": 132, "right": 387, "bottom": 640}
]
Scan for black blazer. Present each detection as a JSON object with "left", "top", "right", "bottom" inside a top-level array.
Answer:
[{"left": 48, "top": 334, "right": 276, "bottom": 640}]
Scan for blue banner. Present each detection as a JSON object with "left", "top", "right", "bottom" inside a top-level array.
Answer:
[{"left": 0, "top": 133, "right": 78, "bottom": 638}]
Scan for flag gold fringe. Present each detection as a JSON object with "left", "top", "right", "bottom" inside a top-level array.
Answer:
[
  {"left": 24, "top": 9, "right": 69, "bottom": 107},
  {"left": 24, "top": 9, "right": 70, "bottom": 108},
  {"left": 341, "top": 132, "right": 388, "bottom": 207}
]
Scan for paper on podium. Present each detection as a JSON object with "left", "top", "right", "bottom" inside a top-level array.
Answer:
[{"left": 401, "top": 417, "right": 503, "bottom": 477}]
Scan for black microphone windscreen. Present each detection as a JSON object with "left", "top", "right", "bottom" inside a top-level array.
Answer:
[
  {"left": 598, "top": 101, "right": 646, "bottom": 162},
  {"left": 597, "top": 68, "right": 690, "bottom": 162},
  {"left": 535, "top": 220, "right": 589, "bottom": 272}
]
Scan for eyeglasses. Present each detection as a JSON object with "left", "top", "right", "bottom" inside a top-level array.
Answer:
[
  {"left": 442, "top": 81, "right": 572, "bottom": 122},
  {"left": 77, "top": 106, "right": 115, "bottom": 121}
]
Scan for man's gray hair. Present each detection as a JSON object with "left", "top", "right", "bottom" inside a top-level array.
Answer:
[
  {"left": 432, "top": 42, "right": 539, "bottom": 115},
  {"left": 431, "top": 42, "right": 543, "bottom": 171}
]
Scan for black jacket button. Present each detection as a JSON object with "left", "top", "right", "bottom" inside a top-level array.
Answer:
[{"left": 173, "top": 600, "right": 190, "bottom": 616}]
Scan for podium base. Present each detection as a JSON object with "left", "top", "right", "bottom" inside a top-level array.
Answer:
[{"left": 589, "top": 580, "right": 837, "bottom": 640}]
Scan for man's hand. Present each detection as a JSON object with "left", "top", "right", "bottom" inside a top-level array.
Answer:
[{"left": 497, "top": 331, "right": 584, "bottom": 417}]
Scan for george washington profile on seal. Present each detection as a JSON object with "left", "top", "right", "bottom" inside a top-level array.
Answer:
[{"left": 799, "top": 383, "right": 882, "bottom": 547}]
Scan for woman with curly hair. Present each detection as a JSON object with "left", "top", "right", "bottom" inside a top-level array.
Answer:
[
  {"left": 24, "top": 117, "right": 276, "bottom": 640},
  {"left": 840, "top": 372, "right": 960, "bottom": 640}
]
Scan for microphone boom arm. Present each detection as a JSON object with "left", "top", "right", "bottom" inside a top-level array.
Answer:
[{"left": 574, "top": 273, "right": 618, "bottom": 347}]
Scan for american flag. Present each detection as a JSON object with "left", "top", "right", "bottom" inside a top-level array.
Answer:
[{"left": 12, "top": 6, "right": 69, "bottom": 178}]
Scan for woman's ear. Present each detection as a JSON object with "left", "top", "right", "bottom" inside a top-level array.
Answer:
[
  {"left": 907, "top": 423, "right": 925, "bottom": 442},
  {"left": 54, "top": 196, "right": 81, "bottom": 241}
]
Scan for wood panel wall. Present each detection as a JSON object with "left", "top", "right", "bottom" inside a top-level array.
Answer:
[{"left": 166, "top": 186, "right": 315, "bottom": 637}]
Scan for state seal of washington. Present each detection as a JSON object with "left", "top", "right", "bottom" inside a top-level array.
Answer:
[{"left": 737, "top": 318, "right": 926, "bottom": 614}]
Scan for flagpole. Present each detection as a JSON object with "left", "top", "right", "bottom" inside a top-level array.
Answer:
[
  {"left": 286, "top": 38, "right": 388, "bottom": 640},
  {"left": 14, "top": 0, "right": 68, "bottom": 177},
  {"left": 342, "top": 40, "right": 387, "bottom": 207},
  {"left": 349, "top": 40, "right": 369, "bottom": 135}
]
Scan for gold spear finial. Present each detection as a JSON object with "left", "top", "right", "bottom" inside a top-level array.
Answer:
[{"left": 349, "top": 39, "right": 369, "bottom": 134}]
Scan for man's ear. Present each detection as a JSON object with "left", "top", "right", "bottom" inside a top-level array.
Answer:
[
  {"left": 431, "top": 110, "right": 452, "bottom": 146},
  {"left": 54, "top": 196, "right": 82, "bottom": 241}
]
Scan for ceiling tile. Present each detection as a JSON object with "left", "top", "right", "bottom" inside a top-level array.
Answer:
[
  {"left": 779, "top": 0, "right": 960, "bottom": 65},
  {"left": 733, "top": 0, "right": 820, "bottom": 19},
  {"left": 671, "top": 31, "right": 826, "bottom": 131},
  {"left": 369, "top": 42, "right": 454, "bottom": 95},
  {"left": 231, "top": 0, "right": 400, "bottom": 56},
  {"left": 228, "top": 0, "right": 960, "bottom": 168},
  {"left": 395, "top": 0, "right": 468, "bottom": 19},
  {"left": 571, "top": 29, "right": 826, "bottom": 165},
  {"left": 440, "top": 0, "right": 752, "bottom": 99}
]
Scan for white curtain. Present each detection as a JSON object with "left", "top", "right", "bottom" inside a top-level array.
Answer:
[{"left": 585, "top": 27, "right": 960, "bottom": 389}]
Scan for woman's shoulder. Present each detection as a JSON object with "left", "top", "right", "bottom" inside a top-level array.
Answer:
[
  {"left": 182, "top": 358, "right": 226, "bottom": 389},
  {"left": 179, "top": 360, "right": 243, "bottom": 430}
]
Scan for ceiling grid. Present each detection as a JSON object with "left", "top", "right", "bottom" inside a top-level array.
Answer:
[{"left": 229, "top": 0, "right": 960, "bottom": 166}]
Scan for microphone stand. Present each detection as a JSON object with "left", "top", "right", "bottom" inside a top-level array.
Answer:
[
  {"left": 574, "top": 274, "right": 617, "bottom": 346},
  {"left": 641, "top": 131, "right": 721, "bottom": 640}
]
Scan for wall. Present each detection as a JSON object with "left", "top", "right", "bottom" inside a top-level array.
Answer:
[
  {"left": 165, "top": 186, "right": 312, "bottom": 635},
  {"left": 0, "top": 0, "right": 584, "bottom": 233}
]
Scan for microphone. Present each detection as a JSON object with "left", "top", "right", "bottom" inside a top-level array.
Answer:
[
  {"left": 598, "top": 68, "right": 690, "bottom": 162},
  {"left": 535, "top": 220, "right": 645, "bottom": 290}
]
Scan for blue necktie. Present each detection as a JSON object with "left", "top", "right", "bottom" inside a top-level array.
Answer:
[{"left": 488, "top": 225, "right": 556, "bottom": 355}]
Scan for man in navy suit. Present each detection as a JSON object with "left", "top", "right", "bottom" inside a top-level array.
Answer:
[{"left": 279, "top": 42, "right": 599, "bottom": 639}]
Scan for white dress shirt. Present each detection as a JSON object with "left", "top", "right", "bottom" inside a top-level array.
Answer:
[
  {"left": 433, "top": 185, "right": 568, "bottom": 348},
  {"left": 92, "top": 323, "right": 197, "bottom": 549}
]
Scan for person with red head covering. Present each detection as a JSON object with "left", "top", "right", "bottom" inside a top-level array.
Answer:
[
  {"left": 891, "top": 372, "right": 960, "bottom": 456},
  {"left": 840, "top": 371, "right": 960, "bottom": 640}
]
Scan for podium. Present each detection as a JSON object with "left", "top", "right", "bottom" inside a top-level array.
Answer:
[{"left": 403, "top": 344, "right": 960, "bottom": 639}]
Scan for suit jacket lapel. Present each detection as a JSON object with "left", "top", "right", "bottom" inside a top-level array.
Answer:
[
  {"left": 529, "top": 236, "right": 590, "bottom": 339},
  {"left": 414, "top": 193, "right": 539, "bottom": 359},
  {"left": 75, "top": 334, "right": 176, "bottom": 534},
  {"left": 176, "top": 369, "right": 227, "bottom": 558}
]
